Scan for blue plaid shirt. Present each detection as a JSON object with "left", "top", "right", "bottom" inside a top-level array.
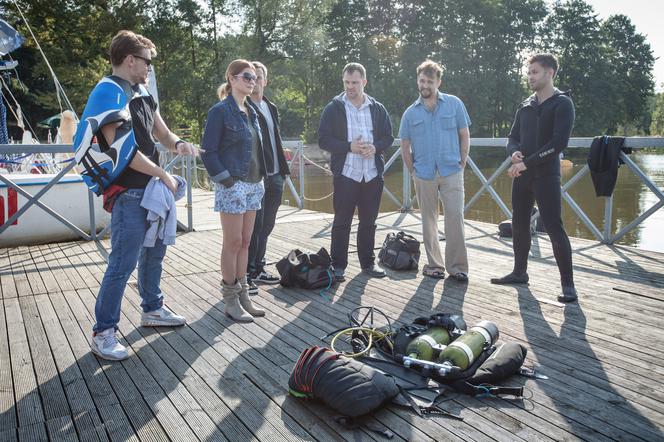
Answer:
[{"left": 399, "top": 91, "right": 471, "bottom": 179}]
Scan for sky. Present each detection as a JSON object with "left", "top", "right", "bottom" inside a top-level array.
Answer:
[{"left": 585, "top": 0, "right": 664, "bottom": 89}]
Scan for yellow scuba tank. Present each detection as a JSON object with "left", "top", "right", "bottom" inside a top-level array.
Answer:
[
  {"left": 437, "top": 321, "right": 499, "bottom": 370},
  {"left": 405, "top": 327, "right": 451, "bottom": 361}
]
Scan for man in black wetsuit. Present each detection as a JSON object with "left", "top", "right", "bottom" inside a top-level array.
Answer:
[{"left": 491, "top": 53, "right": 578, "bottom": 303}]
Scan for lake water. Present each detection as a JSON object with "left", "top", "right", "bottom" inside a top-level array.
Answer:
[{"left": 284, "top": 149, "right": 664, "bottom": 254}]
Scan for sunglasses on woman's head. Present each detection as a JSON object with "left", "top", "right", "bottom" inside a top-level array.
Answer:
[{"left": 234, "top": 72, "right": 257, "bottom": 83}]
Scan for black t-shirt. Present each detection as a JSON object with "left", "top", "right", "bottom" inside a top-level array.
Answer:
[
  {"left": 246, "top": 122, "right": 262, "bottom": 183},
  {"left": 101, "top": 76, "right": 159, "bottom": 189}
]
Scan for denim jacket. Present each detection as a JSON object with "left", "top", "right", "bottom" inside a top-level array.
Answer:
[{"left": 201, "top": 95, "right": 266, "bottom": 183}]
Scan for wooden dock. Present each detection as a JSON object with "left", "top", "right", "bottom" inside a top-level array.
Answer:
[{"left": 1, "top": 196, "right": 664, "bottom": 441}]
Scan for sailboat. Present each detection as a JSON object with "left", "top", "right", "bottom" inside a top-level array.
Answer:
[{"left": 0, "top": 14, "right": 111, "bottom": 247}]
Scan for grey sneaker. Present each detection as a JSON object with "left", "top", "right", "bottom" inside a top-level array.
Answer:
[
  {"left": 91, "top": 328, "right": 129, "bottom": 361},
  {"left": 141, "top": 306, "right": 186, "bottom": 327}
]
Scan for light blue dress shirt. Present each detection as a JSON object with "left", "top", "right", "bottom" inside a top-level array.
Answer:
[{"left": 399, "top": 91, "right": 471, "bottom": 179}]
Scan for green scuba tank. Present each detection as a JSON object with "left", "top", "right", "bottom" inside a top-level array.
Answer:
[
  {"left": 437, "top": 321, "right": 499, "bottom": 370},
  {"left": 405, "top": 327, "right": 451, "bottom": 361}
]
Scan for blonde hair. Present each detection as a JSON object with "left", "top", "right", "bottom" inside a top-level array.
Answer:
[{"left": 217, "top": 59, "right": 255, "bottom": 100}]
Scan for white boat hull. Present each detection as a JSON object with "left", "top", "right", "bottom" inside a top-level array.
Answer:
[{"left": 0, "top": 173, "right": 110, "bottom": 247}]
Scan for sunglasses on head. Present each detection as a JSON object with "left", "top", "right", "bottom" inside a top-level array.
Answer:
[
  {"left": 234, "top": 72, "right": 257, "bottom": 83},
  {"left": 132, "top": 54, "right": 152, "bottom": 66}
]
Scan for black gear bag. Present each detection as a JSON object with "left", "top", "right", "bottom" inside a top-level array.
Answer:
[
  {"left": 378, "top": 231, "right": 420, "bottom": 270},
  {"left": 276, "top": 248, "right": 335, "bottom": 290}
]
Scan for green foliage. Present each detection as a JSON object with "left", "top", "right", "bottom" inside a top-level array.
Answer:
[
  {"left": 543, "top": 1, "right": 654, "bottom": 136},
  {"left": 0, "top": 0, "right": 141, "bottom": 134},
  {"left": 650, "top": 93, "right": 664, "bottom": 135},
  {"left": 1, "top": 0, "right": 657, "bottom": 142},
  {"left": 601, "top": 14, "right": 655, "bottom": 134}
]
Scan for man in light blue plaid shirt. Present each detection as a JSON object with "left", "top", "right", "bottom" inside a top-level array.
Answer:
[{"left": 318, "top": 63, "right": 395, "bottom": 281}]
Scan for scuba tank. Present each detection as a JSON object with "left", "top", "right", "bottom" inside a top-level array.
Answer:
[
  {"left": 437, "top": 321, "right": 499, "bottom": 371},
  {"left": 405, "top": 327, "right": 451, "bottom": 361}
]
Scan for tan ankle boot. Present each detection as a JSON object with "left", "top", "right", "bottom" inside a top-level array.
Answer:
[
  {"left": 238, "top": 276, "right": 265, "bottom": 317},
  {"left": 221, "top": 280, "right": 253, "bottom": 322}
]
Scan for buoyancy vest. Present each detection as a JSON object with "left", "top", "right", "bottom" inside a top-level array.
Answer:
[{"left": 73, "top": 76, "right": 148, "bottom": 195}]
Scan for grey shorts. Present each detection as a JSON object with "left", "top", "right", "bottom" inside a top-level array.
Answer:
[{"left": 214, "top": 180, "right": 264, "bottom": 214}]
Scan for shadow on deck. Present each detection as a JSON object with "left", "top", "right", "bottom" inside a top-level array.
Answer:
[{"left": 1, "top": 206, "right": 663, "bottom": 441}]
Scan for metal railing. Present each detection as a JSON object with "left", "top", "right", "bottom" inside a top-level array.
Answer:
[
  {"left": 396, "top": 137, "right": 664, "bottom": 245},
  {"left": 3, "top": 137, "right": 663, "bottom": 247},
  {"left": 283, "top": 137, "right": 664, "bottom": 245},
  {"left": 0, "top": 143, "right": 194, "bottom": 255},
  {"left": 282, "top": 140, "right": 305, "bottom": 209}
]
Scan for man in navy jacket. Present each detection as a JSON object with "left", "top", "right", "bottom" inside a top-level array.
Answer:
[{"left": 318, "top": 62, "right": 394, "bottom": 281}]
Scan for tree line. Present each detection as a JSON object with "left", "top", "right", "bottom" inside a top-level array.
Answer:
[{"left": 1, "top": 0, "right": 659, "bottom": 144}]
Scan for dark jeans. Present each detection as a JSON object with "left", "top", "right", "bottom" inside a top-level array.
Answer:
[
  {"left": 512, "top": 172, "right": 574, "bottom": 286},
  {"left": 247, "top": 174, "right": 285, "bottom": 275},
  {"left": 331, "top": 175, "right": 383, "bottom": 270}
]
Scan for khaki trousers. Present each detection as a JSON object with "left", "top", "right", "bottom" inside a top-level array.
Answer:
[{"left": 414, "top": 171, "right": 468, "bottom": 275}]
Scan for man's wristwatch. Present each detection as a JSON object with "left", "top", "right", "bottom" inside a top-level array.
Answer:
[{"left": 175, "top": 140, "right": 186, "bottom": 150}]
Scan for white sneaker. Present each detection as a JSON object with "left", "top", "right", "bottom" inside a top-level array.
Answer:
[
  {"left": 141, "top": 305, "right": 186, "bottom": 327},
  {"left": 91, "top": 328, "right": 129, "bottom": 361}
]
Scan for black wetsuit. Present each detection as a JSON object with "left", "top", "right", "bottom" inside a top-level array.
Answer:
[{"left": 506, "top": 89, "right": 575, "bottom": 286}]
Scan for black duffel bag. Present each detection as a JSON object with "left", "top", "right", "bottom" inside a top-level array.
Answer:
[
  {"left": 498, "top": 207, "right": 541, "bottom": 238},
  {"left": 276, "top": 248, "right": 335, "bottom": 289},
  {"left": 450, "top": 342, "right": 527, "bottom": 397},
  {"left": 378, "top": 231, "right": 420, "bottom": 270},
  {"left": 289, "top": 346, "right": 400, "bottom": 419}
]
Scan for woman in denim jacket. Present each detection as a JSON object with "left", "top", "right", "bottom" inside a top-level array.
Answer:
[{"left": 201, "top": 59, "right": 267, "bottom": 322}]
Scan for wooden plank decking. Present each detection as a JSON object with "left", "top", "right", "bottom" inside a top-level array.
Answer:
[{"left": 1, "top": 200, "right": 664, "bottom": 441}]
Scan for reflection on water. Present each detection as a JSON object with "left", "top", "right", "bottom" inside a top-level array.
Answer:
[{"left": 285, "top": 148, "right": 664, "bottom": 253}]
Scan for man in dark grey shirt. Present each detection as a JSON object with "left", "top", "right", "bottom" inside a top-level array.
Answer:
[{"left": 246, "top": 61, "right": 290, "bottom": 292}]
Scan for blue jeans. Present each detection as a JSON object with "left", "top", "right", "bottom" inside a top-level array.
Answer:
[
  {"left": 94, "top": 189, "right": 165, "bottom": 332},
  {"left": 247, "top": 174, "right": 284, "bottom": 275}
]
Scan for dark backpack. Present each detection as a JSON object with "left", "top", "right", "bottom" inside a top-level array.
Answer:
[
  {"left": 289, "top": 346, "right": 400, "bottom": 419},
  {"left": 276, "top": 248, "right": 335, "bottom": 290},
  {"left": 289, "top": 346, "right": 432, "bottom": 438},
  {"left": 378, "top": 231, "right": 420, "bottom": 270},
  {"left": 498, "top": 207, "right": 541, "bottom": 238}
]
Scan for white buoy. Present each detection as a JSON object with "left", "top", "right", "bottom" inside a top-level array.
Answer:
[{"left": 21, "top": 130, "right": 33, "bottom": 144}]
